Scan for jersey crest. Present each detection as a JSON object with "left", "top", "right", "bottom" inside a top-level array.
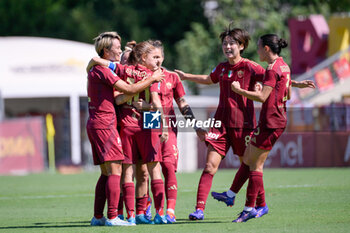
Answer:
[
  {"left": 237, "top": 70, "right": 244, "bottom": 78},
  {"left": 166, "top": 82, "right": 172, "bottom": 89}
]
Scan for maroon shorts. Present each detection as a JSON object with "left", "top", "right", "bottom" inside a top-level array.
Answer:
[
  {"left": 161, "top": 129, "right": 179, "bottom": 171},
  {"left": 120, "top": 126, "right": 162, "bottom": 164},
  {"left": 250, "top": 127, "right": 285, "bottom": 150},
  {"left": 86, "top": 127, "right": 124, "bottom": 165},
  {"left": 205, "top": 126, "right": 254, "bottom": 157}
]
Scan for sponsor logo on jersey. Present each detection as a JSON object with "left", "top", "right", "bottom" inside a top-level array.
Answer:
[
  {"left": 126, "top": 68, "right": 148, "bottom": 78},
  {"left": 207, "top": 132, "right": 220, "bottom": 140}
]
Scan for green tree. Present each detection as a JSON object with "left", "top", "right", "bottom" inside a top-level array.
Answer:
[{"left": 0, "top": 0, "right": 208, "bottom": 69}]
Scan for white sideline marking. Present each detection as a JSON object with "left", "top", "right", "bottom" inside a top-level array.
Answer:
[{"left": 0, "top": 193, "right": 93, "bottom": 200}]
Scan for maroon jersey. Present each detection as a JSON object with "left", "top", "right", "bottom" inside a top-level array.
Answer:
[
  {"left": 156, "top": 68, "right": 186, "bottom": 128},
  {"left": 87, "top": 65, "right": 121, "bottom": 129},
  {"left": 115, "top": 64, "right": 159, "bottom": 128},
  {"left": 210, "top": 59, "right": 265, "bottom": 128},
  {"left": 259, "top": 57, "right": 291, "bottom": 129}
]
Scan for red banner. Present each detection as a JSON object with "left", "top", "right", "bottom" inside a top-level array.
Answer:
[
  {"left": 0, "top": 117, "right": 45, "bottom": 174},
  {"left": 314, "top": 68, "right": 334, "bottom": 91},
  {"left": 333, "top": 57, "right": 350, "bottom": 80},
  {"left": 197, "top": 131, "right": 350, "bottom": 168}
]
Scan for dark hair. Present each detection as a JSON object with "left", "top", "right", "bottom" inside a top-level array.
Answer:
[
  {"left": 219, "top": 25, "right": 250, "bottom": 54},
  {"left": 124, "top": 40, "right": 136, "bottom": 51},
  {"left": 259, "top": 34, "right": 288, "bottom": 55},
  {"left": 120, "top": 40, "right": 136, "bottom": 64},
  {"left": 127, "top": 41, "right": 155, "bottom": 65},
  {"left": 147, "top": 39, "right": 164, "bottom": 57}
]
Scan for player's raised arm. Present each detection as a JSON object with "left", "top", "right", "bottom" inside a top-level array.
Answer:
[
  {"left": 86, "top": 57, "right": 110, "bottom": 73},
  {"left": 231, "top": 81, "right": 273, "bottom": 103},
  {"left": 291, "top": 80, "right": 316, "bottom": 89},
  {"left": 174, "top": 69, "right": 213, "bottom": 85},
  {"left": 114, "top": 69, "right": 164, "bottom": 95}
]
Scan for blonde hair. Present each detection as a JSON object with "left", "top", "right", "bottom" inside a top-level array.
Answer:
[{"left": 94, "top": 31, "right": 121, "bottom": 57}]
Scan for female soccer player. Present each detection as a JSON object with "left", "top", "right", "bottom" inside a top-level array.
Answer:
[
  {"left": 132, "top": 40, "right": 207, "bottom": 223},
  {"left": 230, "top": 33, "right": 292, "bottom": 222},
  {"left": 113, "top": 41, "right": 169, "bottom": 224},
  {"left": 87, "top": 32, "right": 164, "bottom": 227},
  {"left": 176, "top": 27, "right": 266, "bottom": 220}
]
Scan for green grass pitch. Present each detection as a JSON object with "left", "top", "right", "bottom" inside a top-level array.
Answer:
[{"left": 0, "top": 168, "right": 349, "bottom": 233}]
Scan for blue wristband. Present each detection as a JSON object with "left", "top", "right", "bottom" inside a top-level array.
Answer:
[{"left": 108, "top": 62, "right": 116, "bottom": 71}]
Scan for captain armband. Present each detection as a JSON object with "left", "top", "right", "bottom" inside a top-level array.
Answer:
[{"left": 108, "top": 62, "right": 116, "bottom": 71}]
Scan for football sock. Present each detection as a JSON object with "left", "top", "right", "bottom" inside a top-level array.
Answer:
[
  {"left": 117, "top": 193, "right": 124, "bottom": 216},
  {"left": 195, "top": 171, "right": 214, "bottom": 210},
  {"left": 256, "top": 175, "right": 266, "bottom": 207},
  {"left": 136, "top": 196, "right": 148, "bottom": 215},
  {"left": 161, "top": 162, "right": 177, "bottom": 210},
  {"left": 166, "top": 208, "right": 175, "bottom": 214},
  {"left": 230, "top": 162, "right": 250, "bottom": 193},
  {"left": 151, "top": 179, "right": 165, "bottom": 215},
  {"left": 122, "top": 182, "right": 135, "bottom": 219},
  {"left": 94, "top": 174, "right": 107, "bottom": 219},
  {"left": 243, "top": 206, "right": 254, "bottom": 212},
  {"left": 105, "top": 174, "right": 121, "bottom": 219},
  {"left": 227, "top": 189, "right": 236, "bottom": 198},
  {"left": 245, "top": 171, "right": 263, "bottom": 208}
]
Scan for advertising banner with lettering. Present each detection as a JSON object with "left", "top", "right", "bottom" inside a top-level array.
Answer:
[
  {"left": 0, "top": 117, "right": 45, "bottom": 174},
  {"left": 197, "top": 132, "right": 350, "bottom": 169}
]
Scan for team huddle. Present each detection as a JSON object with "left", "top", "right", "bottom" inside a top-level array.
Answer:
[{"left": 86, "top": 25, "right": 315, "bottom": 226}]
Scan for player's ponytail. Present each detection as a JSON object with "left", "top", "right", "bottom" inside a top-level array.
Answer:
[{"left": 260, "top": 34, "right": 288, "bottom": 55}]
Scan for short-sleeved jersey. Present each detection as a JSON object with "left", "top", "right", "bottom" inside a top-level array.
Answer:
[
  {"left": 154, "top": 67, "right": 186, "bottom": 128},
  {"left": 210, "top": 59, "right": 265, "bottom": 128},
  {"left": 259, "top": 57, "right": 291, "bottom": 129},
  {"left": 115, "top": 64, "right": 159, "bottom": 128},
  {"left": 87, "top": 65, "right": 121, "bottom": 129}
]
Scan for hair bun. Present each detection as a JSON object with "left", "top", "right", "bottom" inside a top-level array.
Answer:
[{"left": 278, "top": 38, "right": 288, "bottom": 48}]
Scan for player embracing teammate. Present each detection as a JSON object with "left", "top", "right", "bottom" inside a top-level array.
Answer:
[
  {"left": 86, "top": 32, "right": 205, "bottom": 226},
  {"left": 86, "top": 32, "right": 164, "bottom": 226}
]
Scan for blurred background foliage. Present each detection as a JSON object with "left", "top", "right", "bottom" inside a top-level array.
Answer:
[{"left": 1, "top": 0, "right": 349, "bottom": 93}]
